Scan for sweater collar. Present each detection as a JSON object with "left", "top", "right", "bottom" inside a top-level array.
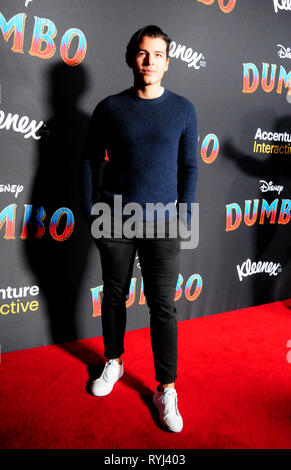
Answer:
[{"left": 126, "top": 87, "right": 169, "bottom": 104}]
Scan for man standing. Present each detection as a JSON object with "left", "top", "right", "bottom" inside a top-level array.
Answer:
[{"left": 82, "top": 25, "right": 198, "bottom": 433}]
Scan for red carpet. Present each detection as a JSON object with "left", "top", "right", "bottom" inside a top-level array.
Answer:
[{"left": 1, "top": 300, "right": 291, "bottom": 449}]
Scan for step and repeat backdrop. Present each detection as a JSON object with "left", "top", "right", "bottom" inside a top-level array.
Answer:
[{"left": 0, "top": 0, "right": 290, "bottom": 352}]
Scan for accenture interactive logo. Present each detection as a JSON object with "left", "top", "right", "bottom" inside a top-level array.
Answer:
[
  {"left": 0, "top": 285, "right": 40, "bottom": 316},
  {"left": 252, "top": 128, "right": 291, "bottom": 156}
]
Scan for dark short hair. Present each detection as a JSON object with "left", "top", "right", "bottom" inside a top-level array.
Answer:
[{"left": 125, "top": 25, "right": 171, "bottom": 67}]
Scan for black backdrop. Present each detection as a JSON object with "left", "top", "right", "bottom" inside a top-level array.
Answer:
[{"left": 0, "top": 0, "right": 290, "bottom": 352}]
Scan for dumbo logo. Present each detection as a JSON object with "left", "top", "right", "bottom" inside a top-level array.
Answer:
[{"left": 0, "top": 11, "right": 87, "bottom": 66}]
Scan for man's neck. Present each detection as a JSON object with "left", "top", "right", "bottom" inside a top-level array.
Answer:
[{"left": 132, "top": 83, "right": 164, "bottom": 99}]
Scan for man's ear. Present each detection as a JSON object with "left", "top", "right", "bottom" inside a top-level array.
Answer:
[{"left": 165, "top": 57, "right": 170, "bottom": 71}]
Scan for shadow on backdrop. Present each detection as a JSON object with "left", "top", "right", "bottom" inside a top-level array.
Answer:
[{"left": 23, "top": 62, "right": 93, "bottom": 346}]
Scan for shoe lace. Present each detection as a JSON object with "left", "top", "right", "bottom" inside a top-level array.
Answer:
[
  {"left": 161, "top": 389, "right": 177, "bottom": 418},
  {"left": 103, "top": 360, "right": 118, "bottom": 383}
]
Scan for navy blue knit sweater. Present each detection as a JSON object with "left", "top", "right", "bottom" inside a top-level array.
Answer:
[{"left": 82, "top": 88, "right": 198, "bottom": 223}]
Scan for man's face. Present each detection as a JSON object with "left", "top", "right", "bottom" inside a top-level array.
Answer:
[{"left": 131, "top": 36, "right": 169, "bottom": 87}]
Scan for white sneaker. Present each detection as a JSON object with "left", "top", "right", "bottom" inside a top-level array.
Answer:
[
  {"left": 153, "top": 387, "right": 183, "bottom": 432},
  {"left": 91, "top": 359, "right": 124, "bottom": 396}
]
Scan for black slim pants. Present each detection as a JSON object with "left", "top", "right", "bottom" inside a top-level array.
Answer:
[{"left": 95, "top": 233, "right": 181, "bottom": 384}]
